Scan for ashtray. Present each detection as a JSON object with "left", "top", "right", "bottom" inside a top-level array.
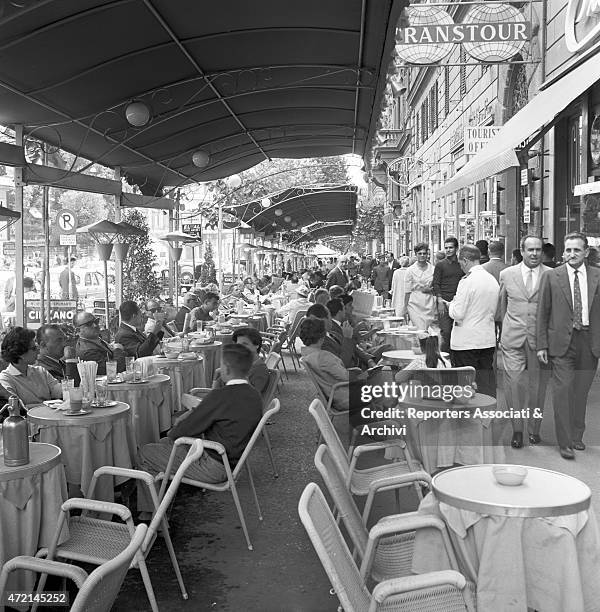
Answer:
[{"left": 493, "top": 465, "right": 528, "bottom": 486}]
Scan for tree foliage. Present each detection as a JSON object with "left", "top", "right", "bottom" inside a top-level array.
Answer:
[
  {"left": 120, "top": 209, "right": 161, "bottom": 302},
  {"left": 200, "top": 242, "right": 217, "bottom": 284}
]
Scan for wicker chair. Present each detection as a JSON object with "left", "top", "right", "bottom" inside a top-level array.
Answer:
[
  {"left": 314, "top": 444, "right": 460, "bottom": 582},
  {"left": 261, "top": 369, "right": 281, "bottom": 478},
  {"left": 1, "top": 524, "right": 147, "bottom": 612},
  {"left": 298, "top": 483, "right": 477, "bottom": 612},
  {"left": 157, "top": 399, "right": 281, "bottom": 550},
  {"left": 308, "top": 399, "right": 424, "bottom": 511},
  {"left": 36, "top": 440, "right": 205, "bottom": 612}
]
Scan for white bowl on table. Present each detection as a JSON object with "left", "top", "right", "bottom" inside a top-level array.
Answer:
[{"left": 493, "top": 465, "right": 528, "bottom": 486}]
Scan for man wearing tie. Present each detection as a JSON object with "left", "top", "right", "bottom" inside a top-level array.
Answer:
[
  {"left": 537, "top": 232, "right": 600, "bottom": 459},
  {"left": 115, "top": 300, "right": 164, "bottom": 358},
  {"left": 498, "top": 236, "right": 550, "bottom": 449}
]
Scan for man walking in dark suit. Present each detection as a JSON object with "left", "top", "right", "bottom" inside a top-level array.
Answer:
[
  {"left": 325, "top": 256, "right": 349, "bottom": 290},
  {"left": 536, "top": 232, "right": 600, "bottom": 459}
]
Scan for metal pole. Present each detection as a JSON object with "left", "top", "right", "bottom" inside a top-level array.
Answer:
[
  {"left": 191, "top": 244, "right": 196, "bottom": 285},
  {"left": 114, "top": 167, "right": 122, "bottom": 308},
  {"left": 217, "top": 199, "right": 223, "bottom": 289},
  {"left": 14, "top": 125, "right": 24, "bottom": 326},
  {"left": 168, "top": 208, "right": 174, "bottom": 302},
  {"left": 174, "top": 247, "right": 180, "bottom": 309},
  {"left": 42, "top": 147, "right": 50, "bottom": 323},
  {"left": 67, "top": 245, "right": 72, "bottom": 300},
  {"left": 103, "top": 258, "right": 110, "bottom": 329}
]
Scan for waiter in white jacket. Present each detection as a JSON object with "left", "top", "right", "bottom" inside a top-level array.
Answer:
[{"left": 444, "top": 244, "right": 499, "bottom": 397}]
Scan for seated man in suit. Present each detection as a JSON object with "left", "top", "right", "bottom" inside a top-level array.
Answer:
[
  {"left": 115, "top": 300, "right": 163, "bottom": 358},
  {"left": 138, "top": 344, "right": 263, "bottom": 513},
  {"left": 173, "top": 292, "right": 199, "bottom": 332},
  {"left": 75, "top": 312, "right": 127, "bottom": 375},
  {"left": 306, "top": 303, "right": 353, "bottom": 367},
  {"left": 35, "top": 324, "right": 67, "bottom": 380}
]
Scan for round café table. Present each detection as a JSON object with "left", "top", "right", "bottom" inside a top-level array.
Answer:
[
  {"left": 397, "top": 393, "right": 504, "bottom": 472},
  {"left": 413, "top": 466, "right": 599, "bottom": 612},
  {"left": 153, "top": 355, "right": 206, "bottom": 412},
  {"left": 28, "top": 403, "right": 136, "bottom": 502},
  {"left": 189, "top": 341, "right": 223, "bottom": 384},
  {"left": 0, "top": 443, "right": 69, "bottom": 596},
  {"left": 377, "top": 329, "right": 426, "bottom": 350},
  {"left": 381, "top": 349, "right": 417, "bottom": 366},
  {"left": 105, "top": 374, "right": 171, "bottom": 446}
]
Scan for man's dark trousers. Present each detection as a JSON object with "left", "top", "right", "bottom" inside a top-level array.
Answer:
[{"left": 451, "top": 347, "right": 496, "bottom": 398}]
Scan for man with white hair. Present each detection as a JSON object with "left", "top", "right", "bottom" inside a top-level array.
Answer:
[{"left": 325, "top": 256, "right": 349, "bottom": 289}]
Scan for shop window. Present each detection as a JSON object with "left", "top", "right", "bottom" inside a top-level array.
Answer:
[
  {"left": 421, "top": 99, "right": 429, "bottom": 143},
  {"left": 444, "top": 66, "right": 450, "bottom": 117},
  {"left": 459, "top": 48, "right": 466, "bottom": 97},
  {"left": 430, "top": 84, "right": 438, "bottom": 133}
]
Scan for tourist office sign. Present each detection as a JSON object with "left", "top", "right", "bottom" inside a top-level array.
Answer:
[
  {"left": 396, "top": 3, "right": 530, "bottom": 64},
  {"left": 464, "top": 126, "right": 502, "bottom": 155}
]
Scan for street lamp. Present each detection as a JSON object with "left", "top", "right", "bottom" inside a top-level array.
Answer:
[
  {"left": 160, "top": 230, "right": 197, "bottom": 308},
  {"left": 76, "top": 220, "right": 122, "bottom": 327}
]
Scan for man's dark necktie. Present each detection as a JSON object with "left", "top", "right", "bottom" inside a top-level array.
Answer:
[{"left": 573, "top": 269, "right": 583, "bottom": 330}]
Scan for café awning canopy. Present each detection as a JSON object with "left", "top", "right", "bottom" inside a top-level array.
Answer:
[
  {"left": 232, "top": 184, "right": 358, "bottom": 234},
  {"left": 0, "top": 0, "right": 405, "bottom": 193},
  {"left": 293, "top": 221, "right": 354, "bottom": 243},
  {"left": 76, "top": 219, "right": 123, "bottom": 242},
  {"left": 436, "top": 50, "right": 600, "bottom": 198},
  {"left": 159, "top": 231, "right": 198, "bottom": 243}
]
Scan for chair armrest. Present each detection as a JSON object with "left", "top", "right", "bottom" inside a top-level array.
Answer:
[
  {"left": 189, "top": 387, "right": 212, "bottom": 396},
  {"left": 348, "top": 439, "right": 407, "bottom": 474},
  {"left": 2, "top": 556, "right": 88, "bottom": 588},
  {"left": 360, "top": 512, "right": 446, "bottom": 579},
  {"left": 91, "top": 466, "right": 154, "bottom": 488},
  {"left": 173, "top": 436, "right": 225, "bottom": 455},
  {"left": 62, "top": 498, "right": 132, "bottom": 522},
  {"left": 362, "top": 471, "right": 431, "bottom": 524},
  {"left": 369, "top": 571, "right": 467, "bottom": 611}
]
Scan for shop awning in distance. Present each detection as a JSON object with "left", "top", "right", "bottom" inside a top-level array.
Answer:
[{"left": 436, "top": 50, "right": 600, "bottom": 199}]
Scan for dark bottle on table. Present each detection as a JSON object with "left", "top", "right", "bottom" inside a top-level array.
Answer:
[
  {"left": 2, "top": 396, "right": 29, "bottom": 467},
  {"left": 63, "top": 346, "right": 81, "bottom": 387}
]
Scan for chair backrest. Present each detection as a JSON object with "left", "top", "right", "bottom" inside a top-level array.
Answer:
[
  {"left": 71, "top": 523, "right": 148, "bottom": 612},
  {"left": 300, "top": 357, "right": 330, "bottom": 406},
  {"left": 298, "top": 483, "right": 371, "bottom": 612},
  {"left": 152, "top": 440, "right": 204, "bottom": 543},
  {"left": 408, "top": 366, "right": 476, "bottom": 401},
  {"left": 288, "top": 310, "right": 307, "bottom": 341},
  {"left": 265, "top": 352, "right": 281, "bottom": 371},
  {"left": 307, "top": 399, "right": 350, "bottom": 479},
  {"left": 232, "top": 398, "right": 280, "bottom": 479},
  {"left": 165, "top": 320, "right": 179, "bottom": 335},
  {"left": 314, "top": 445, "right": 368, "bottom": 557},
  {"left": 261, "top": 369, "right": 280, "bottom": 410}
]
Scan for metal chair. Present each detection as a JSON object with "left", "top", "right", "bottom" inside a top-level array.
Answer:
[
  {"left": 261, "top": 369, "right": 281, "bottom": 478},
  {"left": 279, "top": 309, "right": 307, "bottom": 371},
  {"left": 1, "top": 524, "right": 147, "bottom": 612},
  {"left": 314, "top": 444, "right": 460, "bottom": 583},
  {"left": 308, "top": 399, "right": 424, "bottom": 510},
  {"left": 158, "top": 399, "right": 281, "bottom": 550},
  {"left": 37, "top": 440, "right": 205, "bottom": 612},
  {"left": 298, "top": 483, "right": 477, "bottom": 612}
]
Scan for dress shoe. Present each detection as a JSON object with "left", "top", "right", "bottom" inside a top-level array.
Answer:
[
  {"left": 573, "top": 441, "right": 586, "bottom": 451},
  {"left": 511, "top": 432, "right": 523, "bottom": 449},
  {"left": 559, "top": 447, "right": 575, "bottom": 460},
  {"left": 528, "top": 433, "right": 542, "bottom": 445}
]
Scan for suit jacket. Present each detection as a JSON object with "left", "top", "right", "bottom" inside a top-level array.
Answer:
[
  {"left": 482, "top": 258, "right": 509, "bottom": 284},
  {"left": 322, "top": 327, "right": 354, "bottom": 368},
  {"left": 536, "top": 264, "right": 600, "bottom": 358},
  {"left": 325, "top": 266, "right": 348, "bottom": 290},
  {"left": 330, "top": 320, "right": 372, "bottom": 367},
  {"left": 114, "top": 323, "right": 162, "bottom": 358},
  {"left": 371, "top": 264, "right": 392, "bottom": 292},
  {"left": 76, "top": 337, "right": 126, "bottom": 375},
  {"left": 498, "top": 264, "right": 550, "bottom": 350},
  {"left": 174, "top": 306, "right": 191, "bottom": 332},
  {"left": 388, "top": 260, "right": 401, "bottom": 272},
  {"left": 35, "top": 354, "right": 66, "bottom": 380}
]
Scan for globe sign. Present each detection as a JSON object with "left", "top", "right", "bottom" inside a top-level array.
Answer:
[
  {"left": 396, "top": 6, "right": 454, "bottom": 64},
  {"left": 462, "top": 3, "right": 527, "bottom": 61}
]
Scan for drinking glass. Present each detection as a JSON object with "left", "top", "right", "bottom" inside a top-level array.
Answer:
[
  {"left": 95, "top": 380, "right": 108, "bottom": 406},
  {"left": 125, "top": 356, "right": 135, "bottom": 374},
  {"left": 182, "top": 336, "right": 191, "bottom": 352},
  {"left": 68, "top": 386, "right": 83, "bottom": 413},
  {"left": 61, "top": 377, "right": 74, "bottom": 402},
  {"left": 196, "top": 321, "right": 204, "bottom": 332},
  {"left": 106, "top": 360, "right": 118, "bottom": 382},
  {"left": 133, "top": 361, "right": 143, "bottom": 382}
]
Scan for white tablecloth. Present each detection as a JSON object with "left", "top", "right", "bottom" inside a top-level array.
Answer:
[
  {"left": 0, "top": 443, "right": 69, "bottom": 595},
  {"left": 413, "top": 493, "right": 600, "bottom": 611},
  {"left": 29, "top": 403, "right": 136, "bottom": 501}
]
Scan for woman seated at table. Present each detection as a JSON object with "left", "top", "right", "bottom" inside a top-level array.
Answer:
[
  {"left": 213, "top": 326, "right": 269, "bottom": 394},
  {"left": 300, "top": 318, "right": 363, "bottom": 411},
  {"left": 0, "top": 326, "right": 63, "bottom": 405},
  {"left": 395, "top": 334, "right": 450, "bottom": 385}
]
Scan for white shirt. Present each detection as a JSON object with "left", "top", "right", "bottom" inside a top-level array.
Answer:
[
  {"left": 448, "top": 265, "right": 499, "bottom": 350},
  {"left": 520, "top": 261, "right": 541, "bottom": 293},
  {"left": 566, "top": 263, "right": 589, "bottom": 326},
  {"left": 226, "top": 379, "right": 248, "bottom": 386}
]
